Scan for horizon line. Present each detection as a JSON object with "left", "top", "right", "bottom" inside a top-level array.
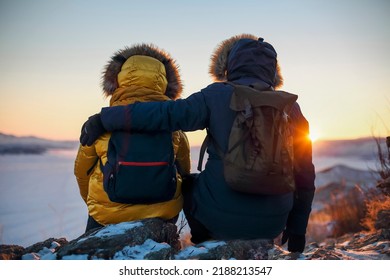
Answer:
[{"left": 1, "top": 131, "right": 388, "bottom": 145}]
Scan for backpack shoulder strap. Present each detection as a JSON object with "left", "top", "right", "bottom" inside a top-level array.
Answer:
[
  {"left": 197, "top": 132, "right": 209, "bottom": 172},
  {"left": 197, "top": 129, "right": 225, "bottom": 171},
  {"left": 197, "top": 82, "right": 238, "bottom": 172},
  {"left": 87, "top": 157, "right": 99, "bottom": 176}
]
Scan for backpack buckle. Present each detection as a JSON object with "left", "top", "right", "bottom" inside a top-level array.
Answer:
[{"left": 242, "top": 98, "right": 253, "bottom": 119}]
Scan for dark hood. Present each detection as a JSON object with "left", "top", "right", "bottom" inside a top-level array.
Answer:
[
  {"left": 227, "top": 38, "right": 277, "bottom": 87},
  {"left": 209, "top": 34, "right": 283, "bottom": 89}
]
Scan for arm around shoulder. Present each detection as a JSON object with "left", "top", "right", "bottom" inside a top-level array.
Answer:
[{"left": 100, "top": 92, "right": 209, "bottom": 133}]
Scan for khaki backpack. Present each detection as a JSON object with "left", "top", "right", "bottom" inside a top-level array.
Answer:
[{"left": 198, "top": 83, "right": 298, "bottom": 195}]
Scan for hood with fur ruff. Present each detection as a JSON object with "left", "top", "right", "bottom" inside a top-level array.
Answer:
[
  {"left": 209, "top": 34, "right": 283, "bottom": 89},
  {"left": 102, "top": 43, "right": 183, "bottom": 99}
]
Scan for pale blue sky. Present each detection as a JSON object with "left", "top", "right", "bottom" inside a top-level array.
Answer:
[{"left": 1, "top": 0, "right": 389, "bottom": 144}]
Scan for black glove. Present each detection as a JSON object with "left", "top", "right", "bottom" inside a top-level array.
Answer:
[
  {"left": 281, "top": 230, "right": 306, "bottom": 253},
  {"left": 79, "top": 113, "right": 106, "bottom": 146}
]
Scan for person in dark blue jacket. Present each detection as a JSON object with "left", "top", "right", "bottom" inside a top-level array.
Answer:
[{"left": 80, "top": 34, "right": 316, "bottom": 253}]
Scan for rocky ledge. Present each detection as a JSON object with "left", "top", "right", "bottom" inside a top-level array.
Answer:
[{"left": 1, "top": 218, "right": 389, "bottom": 260}]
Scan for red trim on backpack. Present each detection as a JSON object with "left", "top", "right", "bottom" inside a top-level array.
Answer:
[{"left": 118, "top": 161, "right": 169, "bottom": 167}]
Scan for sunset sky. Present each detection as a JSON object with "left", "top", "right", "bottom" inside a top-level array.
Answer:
[{"left": 1, "top": 0, "right": 389, "bottom": 146}]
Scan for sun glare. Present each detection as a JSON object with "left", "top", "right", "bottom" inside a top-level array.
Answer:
[{"left": 308, "top": 130, "right": 319, "bottom": 143}]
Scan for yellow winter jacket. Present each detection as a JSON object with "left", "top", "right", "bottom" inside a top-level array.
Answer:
[{"left": 74, "top": 55, "right": 191, "bottom": 225}]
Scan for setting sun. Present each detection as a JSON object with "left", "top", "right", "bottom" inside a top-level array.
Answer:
[{"left": 308, "top": 130, "right": 320, "bottom": 142}]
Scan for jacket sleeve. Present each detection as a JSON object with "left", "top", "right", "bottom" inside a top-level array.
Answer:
[
  {"left": 100, "top": 91, "right": 209, "bottom": 133},
  {"left": 74, "top": 144, "right": 98, "bottom": 204},
  {"left": 287, "top": 102, "right": 316, "bottom": 235},
  {"left": 176, "top": 131, "right": 191, "bottom": 176},
  {"left": 291, "top": 103, "right": 316, "bottom": 191}
]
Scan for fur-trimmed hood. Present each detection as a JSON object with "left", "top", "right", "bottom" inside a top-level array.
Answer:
[
  {"left": 102, "top": 43, "right": 183, "bottom": 99},
  {"left": 209, "top": 34, "right": 283, "bottom": 89}
]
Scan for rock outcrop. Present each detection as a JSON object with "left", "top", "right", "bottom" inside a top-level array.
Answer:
[{"left": 1, "top": 217, "right": 389, "bottom": 260}]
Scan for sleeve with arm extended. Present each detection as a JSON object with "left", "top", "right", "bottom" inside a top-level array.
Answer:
[{"left": 100, "top": 91, "right": 209, "bottom": 133}]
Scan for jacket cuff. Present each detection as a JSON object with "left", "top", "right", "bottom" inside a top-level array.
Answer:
[{"left": 286, "top": 189, "right": 315, "bottom": 235}]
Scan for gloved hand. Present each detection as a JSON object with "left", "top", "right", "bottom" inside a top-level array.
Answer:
[
  {"left": 281, "top": 230, "right": 306, "bottom": 253},
  {"left": 79, "top": 113, "right": 106, "bottom": 146}
]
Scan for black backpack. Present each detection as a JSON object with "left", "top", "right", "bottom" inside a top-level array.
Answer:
[{"left": 100, "top": 131, "right": 177, "bottom": 204}]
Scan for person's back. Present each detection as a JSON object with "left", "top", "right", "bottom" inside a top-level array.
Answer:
[
  {"left": 74, "top": 44, "right": 191, "bottom": 231},
  {"left": 177, "top": 36, "right": 314, "bottom": 247}
]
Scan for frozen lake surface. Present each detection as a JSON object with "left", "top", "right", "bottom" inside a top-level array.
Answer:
[{"left": 0, "top": 150, "right": 87, "bottom": 247}]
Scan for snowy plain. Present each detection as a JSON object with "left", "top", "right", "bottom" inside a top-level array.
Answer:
[{"left": 0, "top": 149, "right": 86, "bottom": 247}]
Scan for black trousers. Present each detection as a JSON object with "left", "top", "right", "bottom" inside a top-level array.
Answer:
[
  {"left": 182, "top": 174, "right": 212, "bottom": 244},
  {"left": 85, "top": 215, "right": 104, "bottom": 232}
]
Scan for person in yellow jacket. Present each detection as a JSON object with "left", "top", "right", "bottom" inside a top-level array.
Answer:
[{"left": 74, "top": 43, "right": 191, "bottom": 232}]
